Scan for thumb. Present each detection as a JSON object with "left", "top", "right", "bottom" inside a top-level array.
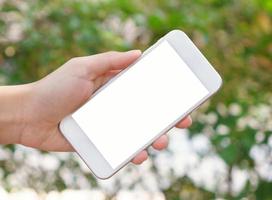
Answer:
[{"left": 82, "top": 50, "right": 142, "bottom": 79}]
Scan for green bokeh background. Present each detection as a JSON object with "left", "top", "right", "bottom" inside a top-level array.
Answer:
[{"left": 0, "top": 0, "right": 272, "bottom": 199}]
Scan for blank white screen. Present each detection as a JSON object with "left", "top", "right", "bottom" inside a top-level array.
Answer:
[{"left": 72, "top": 40, "right": 209, "bottom": 169}]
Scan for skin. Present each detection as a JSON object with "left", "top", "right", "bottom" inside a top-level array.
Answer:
[{"left": 0, "top": 50, "right": 192, "bottom": 165}]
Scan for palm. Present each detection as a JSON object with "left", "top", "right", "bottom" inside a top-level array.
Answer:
[{"left": 20, "top": 64, "right": 109, "bottom": 151}]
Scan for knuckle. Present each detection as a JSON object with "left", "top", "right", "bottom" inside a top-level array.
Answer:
[
  {"left": 68, "top": 57, "right": 77, "bottom": 64},
  {"left": 68, "top": 56, "right": 82, "bottom": 64}
]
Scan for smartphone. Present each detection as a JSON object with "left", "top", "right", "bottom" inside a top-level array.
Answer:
[{"left": 59, "top": 30, "right": 222, "bottom": 179}]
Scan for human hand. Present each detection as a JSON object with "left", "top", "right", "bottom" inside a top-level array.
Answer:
[{"left": 0, "top": 50, "right": 192, "bottom": 164}]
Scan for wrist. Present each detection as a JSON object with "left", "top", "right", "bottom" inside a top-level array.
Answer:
[{"left": 0, "top": 84, "right": 34, "bottom": 144}]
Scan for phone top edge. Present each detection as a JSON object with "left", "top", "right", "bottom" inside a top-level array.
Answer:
[{"left": 164, "top": 29, "right": 223, "bottom": 94}]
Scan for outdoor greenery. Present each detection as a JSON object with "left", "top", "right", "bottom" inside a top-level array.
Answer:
[{"left": 0, "top": 0, "right": 272, "bottom": 199}]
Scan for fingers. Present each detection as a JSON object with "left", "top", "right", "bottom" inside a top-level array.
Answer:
[
  {"left": 83, "top": 50, "right": 141, "bottom": 79},
  {"left": 131, "top": 115, "right": 192, "bottom": 165},
  {"left": 132, "top": 135, "right": 169, "bottom": 165},
  {"left": 175, "top": 115, "right": 192, "bottom": 128},
  {"left": 131, "top": 150, "right": 148, "bottom": 164},
  {"left": 152, "top": 134, "right": 168, "bottom": 150}
]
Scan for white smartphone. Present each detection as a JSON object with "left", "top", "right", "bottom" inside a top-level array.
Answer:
[{"left": 59, "top": 30, "right": 222, "bottom": 179}]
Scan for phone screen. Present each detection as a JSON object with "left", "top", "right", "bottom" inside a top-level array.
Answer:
[{"left": 72, "top": 40, "right": 209, "bottom": 169}]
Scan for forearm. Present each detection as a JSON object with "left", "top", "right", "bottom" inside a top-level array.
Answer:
[{"left": 0, "top": 85, "right": 32, "bottom": 144}]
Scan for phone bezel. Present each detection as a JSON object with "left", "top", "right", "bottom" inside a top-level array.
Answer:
[{"left": 59, "top": 30, "right": 222, "bottom": 179}]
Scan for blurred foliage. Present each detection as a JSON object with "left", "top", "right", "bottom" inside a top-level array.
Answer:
[
  {"left": 1, "top": 0, "right": 272, "bottom": 199},
  {"left": 163, "top": 177, "right": 215, "bottom": 200}
]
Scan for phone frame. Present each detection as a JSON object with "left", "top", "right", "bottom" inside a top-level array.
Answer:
[{"left": 59, "top": 30, "right": 222, "bottom": 179}]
